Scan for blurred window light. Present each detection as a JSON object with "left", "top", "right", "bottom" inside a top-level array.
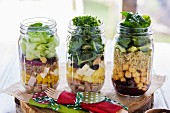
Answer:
[
  {"left": 137, "top": 0, "right": 170, "bottom": 42},
  {"left": 0, "top": 0, "right": 83, "bottom": 43}
]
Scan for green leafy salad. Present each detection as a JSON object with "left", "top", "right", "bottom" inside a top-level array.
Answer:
[
  {"left": 68, "top": 16, "right": 104, "bottom": 66},
  {"left": 21, "top": 23, "right": 59, "bottom": 60},
  {"left": 120, "top": 11, "right": 151, "bottom": 28},
  {"left": 116, "top": 12, "right": 152, "bottom": 53}
]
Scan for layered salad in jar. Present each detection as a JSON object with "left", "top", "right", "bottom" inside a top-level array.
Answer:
[
  {"left": 67, "top": 16, "right": 105, "bottom": 93},
  {"left": 112, "top": 12, "right": 153, "bottom": 96},
  {"left": 19, "top": 22, "right": 59, "bottom": 93}
]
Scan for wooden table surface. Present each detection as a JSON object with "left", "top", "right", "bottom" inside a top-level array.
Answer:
[{"left": 0, "top": 41, "right": 170, "bottom": 113}]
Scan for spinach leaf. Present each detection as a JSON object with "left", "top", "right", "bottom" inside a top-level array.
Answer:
[
  {"left": 30, "top": 23, "right": 43, "bottom": 27},
  {"left": 116, "top": 12, "right": 152, "bottom": 53},
  {"left": 132, "top": 36, "right": 150, "bottom": 47},
  {"left": 120, "top": 11, "right": 151, "bottom": 28},
  {"left": 117, "top": 36, "right": 131, "bottom": 48}
]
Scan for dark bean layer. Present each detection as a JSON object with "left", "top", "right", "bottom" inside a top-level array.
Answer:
[{"left": 22, "top": 57, "right": 58, "bottom": 76}]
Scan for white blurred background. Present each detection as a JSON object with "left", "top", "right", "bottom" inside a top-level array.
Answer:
[
  {"left": 0, "top": 1, "right": 170, "bottom": 112},
  {"left": 0, "top": 0, "right": 83, "bottom": 43},
  {"left": 0, "top": 0, "right": 170, "bottom": 42},
  {"left": 0, "top": 0, "right": 169, "bottom": 76}
]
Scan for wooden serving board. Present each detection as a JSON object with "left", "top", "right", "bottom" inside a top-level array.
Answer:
[
  {"left": 15, "top": 98, "right": 58, "bottom": 113},
  {"left": 15, "top": 92, "right": 153, "bottom": 113},
  {"left": 15, "top": 81, "right": 154, "bottom": 113},
  {"left": 14, "top": 64, "right": 154, "bottom": 113},
  {"left": 106, "top": 93, "right": 153, "bottom": 113}
]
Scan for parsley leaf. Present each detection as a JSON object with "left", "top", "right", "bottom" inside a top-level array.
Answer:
[{"left": 72, "top": 16, "right": 101, "bottom": 27}]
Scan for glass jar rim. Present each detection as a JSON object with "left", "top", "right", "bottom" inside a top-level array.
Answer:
[
  {"left": 20, "top": 17, "right": 57, "bottom": 30},
  {"left": 116, "top": 23, "right": 153, "bottom": 35},
  {"left": 117, "top": 23, "right": 152, "bottom": 30}
]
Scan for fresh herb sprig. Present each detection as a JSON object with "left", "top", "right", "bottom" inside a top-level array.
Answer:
[
  {"left": 72, "top": 16, "right": 101, "bottom": 27},
  {"left": 68, "top": 16, "right": 104, "bottom": 66}
]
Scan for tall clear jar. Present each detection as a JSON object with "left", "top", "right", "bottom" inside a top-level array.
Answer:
[
  {"left": 18, "top": 17, "right": 60, "bottom": 93},
  {"left": 112, "top": 25, "right": 154, "bottom": 96},
  {"left": 66, "top": 21, "right": 105, "bottom": 93}
]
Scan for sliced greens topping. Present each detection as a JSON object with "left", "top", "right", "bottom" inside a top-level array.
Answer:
[
  {"left": 115, "top": 12, "right": 152, "bottom": 53},
  {"left": 120, "top": 11, "right": 151, "bottom": 28},
  {"left": 29, "top": 22, "right": 43, "bottom": 27},
  {"left": 21, "top": 23, "right": 59, "bottom": 60},
  {"left": 68, "top": 16, "right": 104, "bottom": 66},
  {"left": 72, "top": 16, "right": 101, "bottom": 27},
  {"left": 117, "top": 37, "right": 131, "bottom": 49}
]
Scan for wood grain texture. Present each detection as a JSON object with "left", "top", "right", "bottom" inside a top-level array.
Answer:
[
  {"left": 15, "top": 94, "right": 153, "bottom": 113},
  {"left": 20, "top": 101, "right": 58, "bottom": 113}
]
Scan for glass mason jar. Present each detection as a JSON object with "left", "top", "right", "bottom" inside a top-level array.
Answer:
[
  {"left": 112, "top": 25, "right": 154, "bottom": 96},
  {"left": 66, "top": 21, "right": 105, "bottom": 93},
  {"left": 18, "top": 17, "right": 60, "bottom": 93}
]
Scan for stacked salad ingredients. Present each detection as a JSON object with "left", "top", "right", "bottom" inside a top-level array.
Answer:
[
  {"left": 19, "top": 22, "right": 59, "bottom": 93},
  {"left": 67, "top": 16, "right": 105, "bottom": 93},
  {"left": 112, "top": 12, "right": 153, "bottom": 96}
]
